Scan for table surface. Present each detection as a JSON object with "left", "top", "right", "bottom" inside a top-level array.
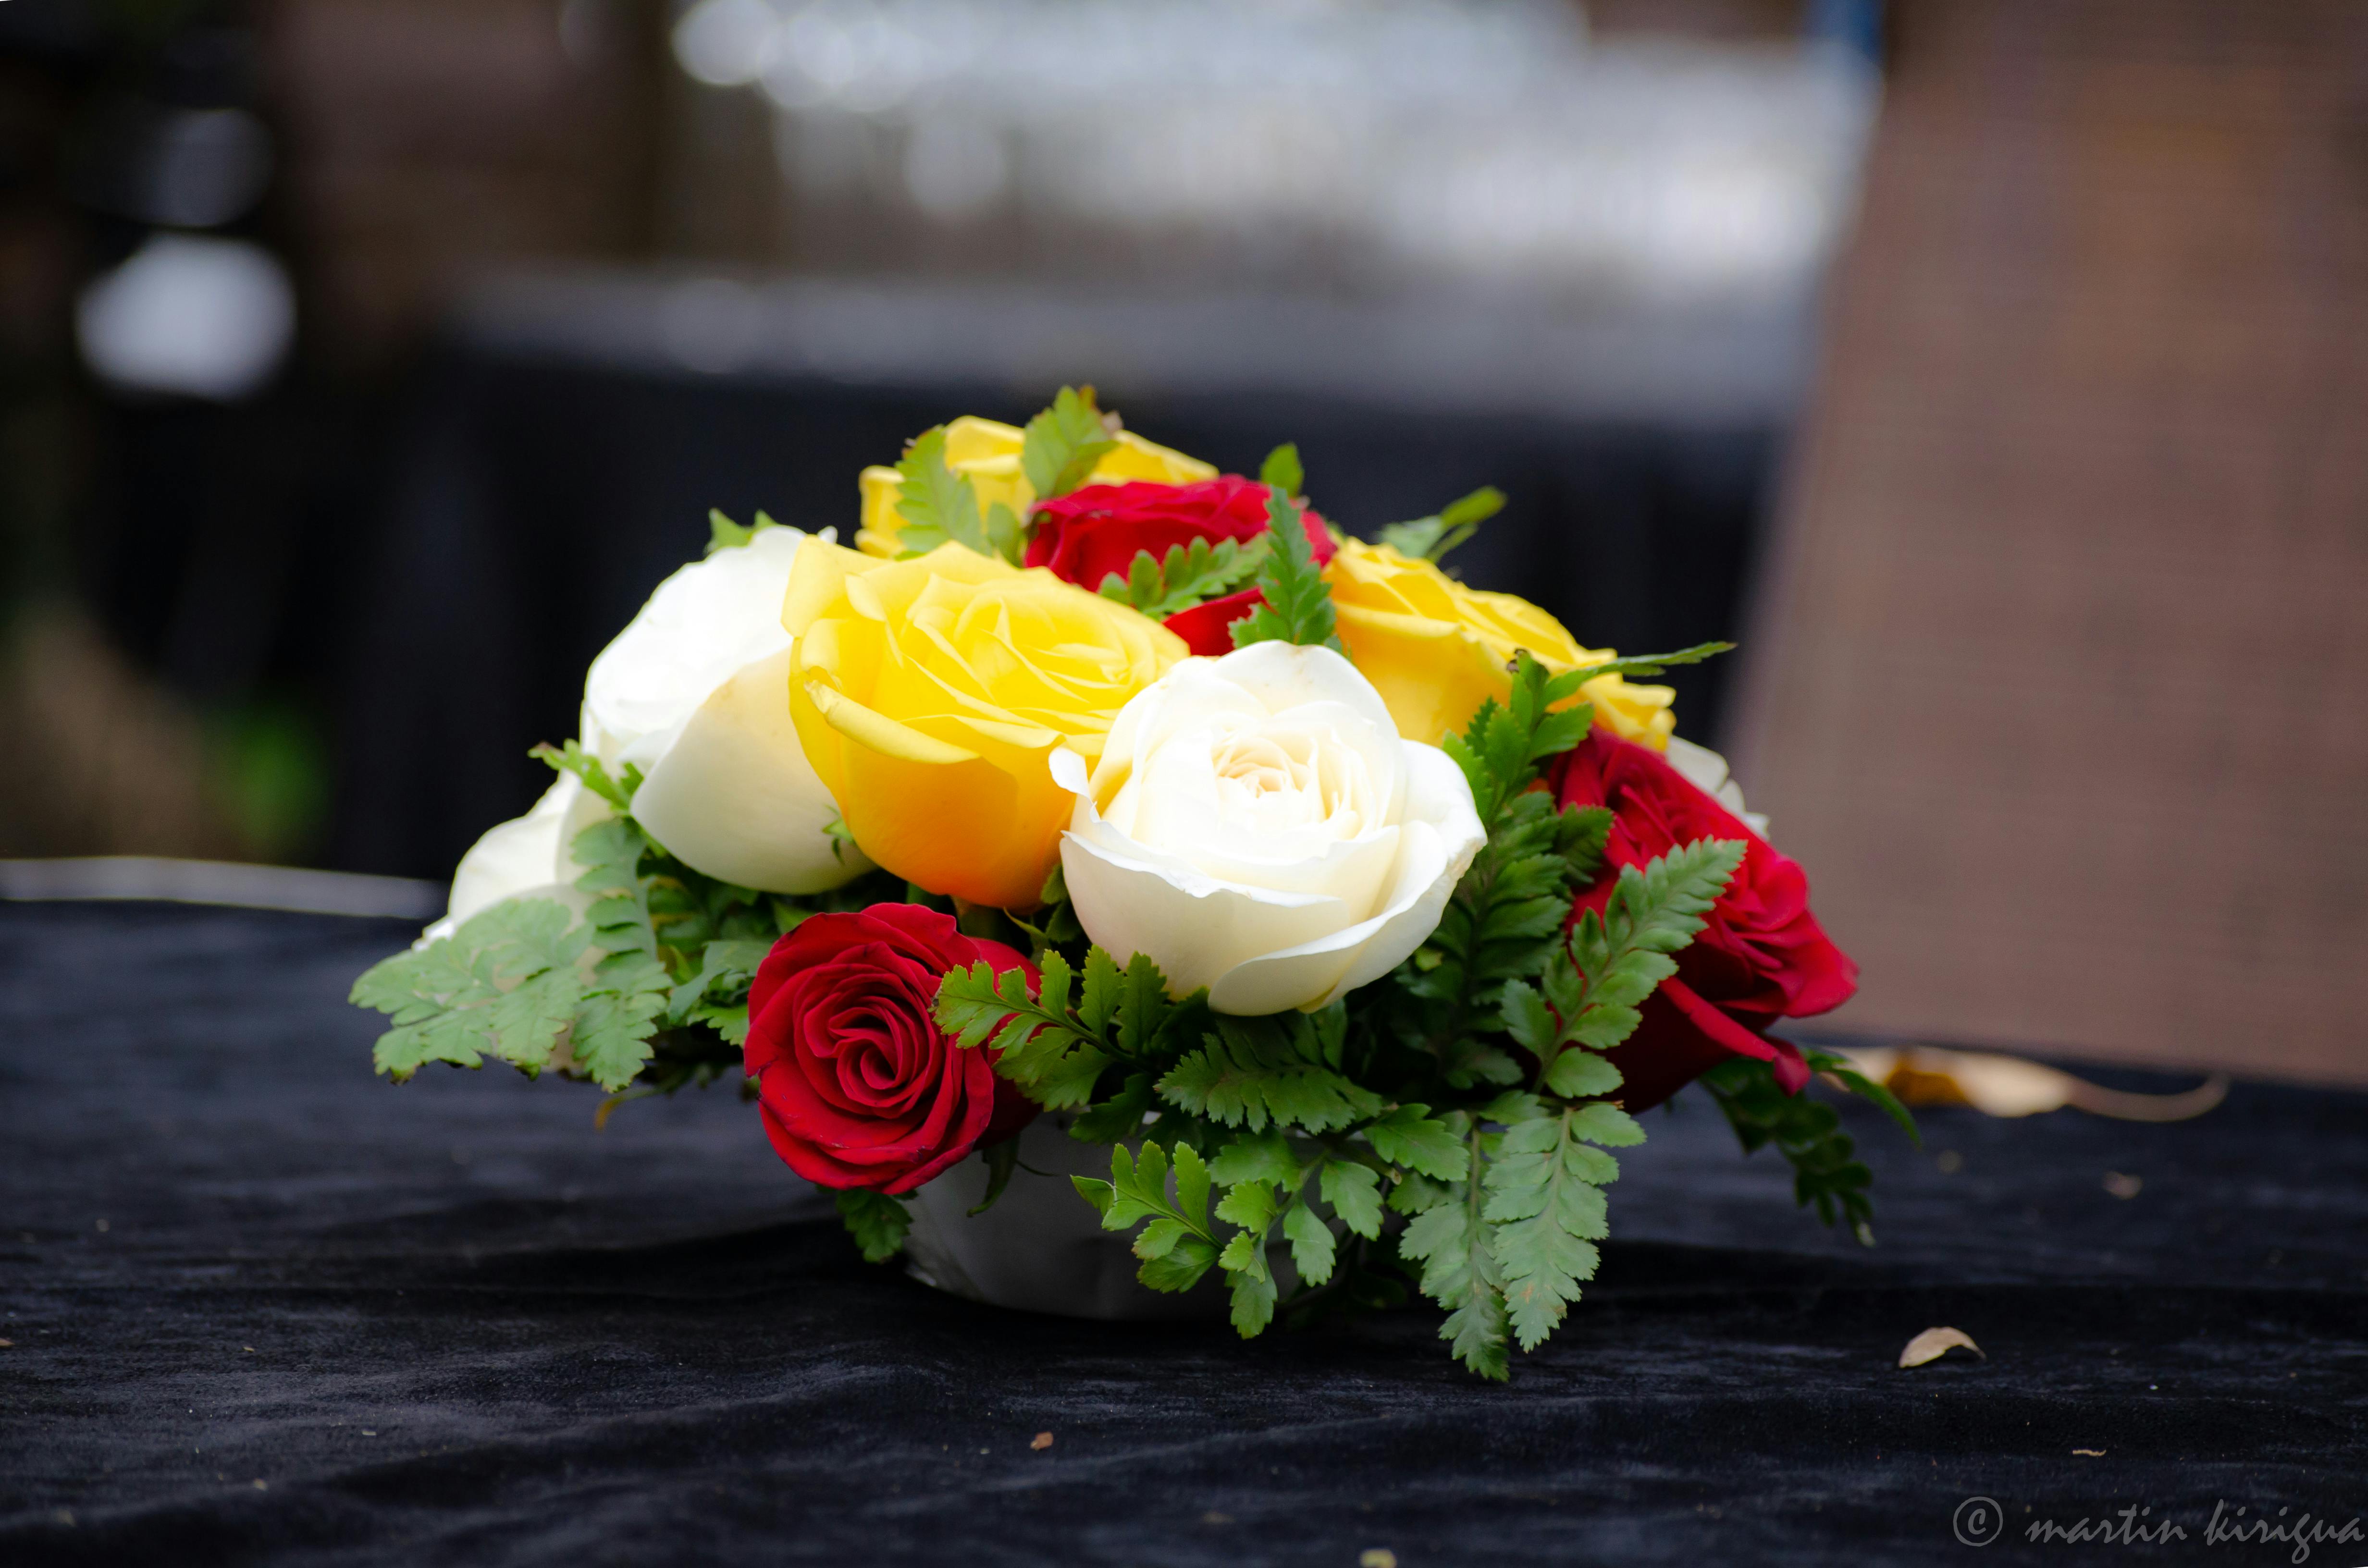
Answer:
[{"left": 2, "top": 903, "right": 2363, "bottom": 1566}]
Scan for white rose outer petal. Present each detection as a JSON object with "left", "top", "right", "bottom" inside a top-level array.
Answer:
[
  {"left": 628, "top": 647, "right": 869, "bottom": 893},
  {"left": 1054, "top": 643, "right": 1484, "bottom": 1015},
  {"left": 578, "top": 526, "right": 867, "bottom": 893},
  {"left": 582, "top": 526, "right": 803, "bottom": 757},
  {"left": 428, "top": 525, "right": 869, "bottom": 942},
  {"left": 421, "top": 774, "right": 604, "bottom": 945}
]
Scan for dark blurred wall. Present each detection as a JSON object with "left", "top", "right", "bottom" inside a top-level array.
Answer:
[
  {"left": 0, "top": 0, "right": 668, "bottom": 861},
  {"left": 6, "top": 0, "right": 1841, "bottom": 870}
]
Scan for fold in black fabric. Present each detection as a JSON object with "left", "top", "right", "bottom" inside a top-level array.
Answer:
[{"left": 2, "top": 903, "right": 2363, "bottom": 1565}]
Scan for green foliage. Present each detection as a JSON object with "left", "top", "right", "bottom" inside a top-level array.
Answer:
[
  {"left": 572, "top": 816, "right": 660, "bottom": 959},
  {"left": 1228, "top": 473, "right": 1343, "bottom": 654},
  {"left": 820, "top": 810, "right": 857, "bottom": 865},
  {"left": 705, "top": 508, "right": 779, "bottom": 554},
  {"left": 1156, "top": 1010, "right": 1382, "bottom": 1134},
  {"left": 1021, "top": 385, "right": 1118, "bottom": 501},
  {"left": 1398, "top": 1120, "right": 1509, "bottom": 1380},
  {"left": 969, "top": 1136, "right": 1022, "bottom": 1217},
  {"left": 1398, "top": 832, "right": 1737, "bottom": 1361},
  {"left": 1698, "top": 1050, "right": 1919, "bottom": 1247},
  {"left": 1700, "top": 1057, "right": 1873, "bottom": 1244},
  {"left": 1804, "top": 1047, "right": 1921, "bottom": 1144},
  {"left": 666, "top": 938, "right": 771, "bottom": 1037},
  {"left": 836, "top": 1190, "right": 912, "bottom": 1263},
  {"left": 1072, "top": 1140, "right": 1222, "bottom": 1295},
  {"left": 1318, "top": 1158, "right": 1384, "bottom": 1239},
  {"left": 1077, "top": 1133, "right": 1390, "bottom": 1338},
  {"left": 891, "top": 425, "right": 1023, "bottom": 564},
  {"left": 936, "top": 945, "right": 1206, "bottom": 1113},
  {"left": 363, "top": 724, "right": 906, "bottom": 1106},
  {"left": 1393, "top": 654, "right": 1610, "bottom": 1085},
  {"left": 1565, "top": 642, "right": 1737, "bottom": 685},
  {"left": 1361, "top": 1104, "right": 1470, "bottom": 1180},
  {"left": 1257, "top": 442, "right": 1303, "bottom": 498},
  {"left": 352, "top": 900, "right": 595, "bottom": 1081},
  {"left": 1317, "top": 647, "right": 1755, "bottom": 1375},
  {"left": 1213, "top": 1178, "right": 1286, "bottom": 1334},
  {"left": 983, "top": 500, "right": 1025, "bottom": 564},
  {"left": 1441, "top": 653, "right": 1596, "bottom": 809},
  {"left": 352, "top": 814, "right": 677, "bottom": 1095},
  {"left": 1503, "top": 835, "right": 1748, "bottom": 1072},
  {"left": 1481, "top": 1092, "right": 1615, "bottom": 1351},
  {"left": 530, "top": 739, "right": 634, "bottom": 813},
  {"left": 1377, "top": 486, "right": 1505, "bottom": 564},
  {"left": 1095, "top": 534, "right": 1270, "bottom": 618},
  {"left": 1001, "top": 864, "right": 1086, "bottom": 957},
  {"left": 891, "top": 388, "right": 1134, "bottom": 566}
]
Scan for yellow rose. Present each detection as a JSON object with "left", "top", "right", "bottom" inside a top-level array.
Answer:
[
  {"left": 856, "top": 415, "right": 1216, "bottom": 557},
  {"left": 784, "top": 539, "right": 1188, "bottom": 908},
  {"left": 1323, "top": 538, "right": 1677, "bottom": 751}
]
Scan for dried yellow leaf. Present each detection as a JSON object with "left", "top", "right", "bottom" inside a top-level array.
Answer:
[
  {"left": 1899, "top": 1327, "right": 1985, "bottom": 1368},
  {"left": 1829, "top": 1047, "right": 2227, "bottom": 1122}
]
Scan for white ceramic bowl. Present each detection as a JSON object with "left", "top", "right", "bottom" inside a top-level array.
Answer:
[{"left": 901, "top": 1119, "right": 1298, "bottom": 1320}]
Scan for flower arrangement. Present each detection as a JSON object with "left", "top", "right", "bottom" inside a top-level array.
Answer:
[{"left": 352, "top": 388, "right": 1909, "bottom": 1379}]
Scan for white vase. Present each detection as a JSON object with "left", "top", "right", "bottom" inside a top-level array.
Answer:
[{"left": 901, "top": 1118, "right": 1296, "bottom": 1320}]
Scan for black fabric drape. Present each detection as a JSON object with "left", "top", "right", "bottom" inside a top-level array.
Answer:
[{"left": 3, "top": 902, "right": 2363, "bottom": 1565}]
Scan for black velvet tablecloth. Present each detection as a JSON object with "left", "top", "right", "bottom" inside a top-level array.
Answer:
[{"left": 4, "top": 903, "right": 2364, "bottom": 1566}]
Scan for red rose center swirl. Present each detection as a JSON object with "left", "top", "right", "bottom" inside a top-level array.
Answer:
[{"left": 743, "top": 907, "right": 1038, "bottom": 1194}]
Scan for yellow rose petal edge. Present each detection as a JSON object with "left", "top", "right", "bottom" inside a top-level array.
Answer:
[{"left": 1324, "top": 539, "right": 1676, "bottom": 752}]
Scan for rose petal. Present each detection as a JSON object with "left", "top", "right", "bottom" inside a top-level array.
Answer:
[
  {"left": 629, "top": 646, "right": 871, "bottom": 893},
  {"left": 1207, "top": 742, "right": 1480, "bottom": 1012},
  {"left": 583, "top": 526, "right": 806, "bottom": 757},
  {"left": 1061, "top": 822, "right": 1347, "bottom": 1001},
  {"left": 441, "top": 775, "right": 588, "bottom": 927}
]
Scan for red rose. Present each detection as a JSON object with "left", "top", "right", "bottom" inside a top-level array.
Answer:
[
  {"left": 1025, "top": 476, "right": 1336, "bottom": 656},
  {"left": 1550, "top": 731, "right": 1858, "bottom": 1113},
  {"left": 742, "top": 905, "right": 1038, "bottom": 1194}
]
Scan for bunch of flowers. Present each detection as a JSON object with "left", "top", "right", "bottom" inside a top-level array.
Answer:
[{"left": 353, "top": 388, "right": 1907, "bottom": 1379}]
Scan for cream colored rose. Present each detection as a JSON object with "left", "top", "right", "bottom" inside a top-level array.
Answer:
[
  {"left": 1053, "top": 642, "right": 1484, "bottom": 1016},
  {"left": 426, "top": 526, "right": 867, "bottom": 940}
]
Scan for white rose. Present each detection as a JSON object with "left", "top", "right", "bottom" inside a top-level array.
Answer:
[
  {"left": 580, "top": 524, "right": 868, "bottom": 893},
  {"left": 426, "top": 526, "right": 867, "bottom": 940},
  {"left": 1053, "top": 642, "right": 1484, "bottom": 1016}
]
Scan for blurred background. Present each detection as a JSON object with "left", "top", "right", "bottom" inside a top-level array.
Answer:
[{"left": 1, "top": 0, "right": 2361, "bottom": 1086}]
